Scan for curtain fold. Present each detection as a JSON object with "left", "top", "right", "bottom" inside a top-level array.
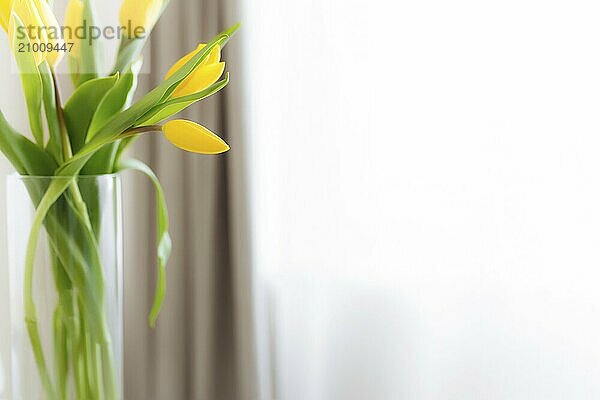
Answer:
[{"left": 123, "top": 0, "right": 257, "bottom": 398}]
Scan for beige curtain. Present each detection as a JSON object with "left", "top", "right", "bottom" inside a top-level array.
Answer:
[{"left": 122, "top": 0, "right": 257, "bottom": 399}]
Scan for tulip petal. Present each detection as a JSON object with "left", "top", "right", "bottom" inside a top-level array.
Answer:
[
  {"left": 10, "top": 0, "right": 48, "bottom": 65},
  {"left": 171, "top": 61, "right": 224, "bottom": 98},
  {"left": 206, "top": 44, "right": 221, "bottom": 64},
  {"left": 119, "top": 0, "right": 163, "bottom": 38},
  {"left": 34, "top": 0, "right": 64, "bottom": 68},
  {"left": 64, "top": 0, "right": 83, "bottom": 57},
  {"left": 162, "top": 119, "right": 229, "bottom": 154},
  {"left": 165, "top": 44, "right": 202, "bottom": 79},
  {"left": 165, "top": 43, "right": 221, "bottom": 79}
]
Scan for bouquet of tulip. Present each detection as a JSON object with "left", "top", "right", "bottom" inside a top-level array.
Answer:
[{"left": 0, "top": 0, "right": 237, "bottom": 398}]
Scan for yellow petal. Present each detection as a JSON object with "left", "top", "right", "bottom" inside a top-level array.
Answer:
[
  {"left": 119, "top": 0, "right": 162, "bottom": 38},
  {"left": 63, "top": 0, "right": 83, "bottom": 57},
  {"left": 171, "top": 62, "right": 225, "bottom": 98},
  {"left": 206, "top": 44, "right": 221, "bottom": 64},
  {"left": 0, "top": 0, "right": 14, "bottom": 31},
  {"left": 23, "top": 0, "right": 48, "bottom": 43},
  {"left": 163, "top": 119, "right": 229, "bottom": 154},
  {"left": 9, "top": 0, "right": 47, "bottom": 65},
  {"left": 34, "top": 0, "right": 63, "bottom": 68},
  {"left": 165, "top": 43, "right": 221, "bottom": 79}
]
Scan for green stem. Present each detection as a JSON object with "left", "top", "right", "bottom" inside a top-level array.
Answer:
[
  {"left": 53, "top": 72, "right": 96, "bottom": 234},
  {"left": 23, "top": 199, "right": 58, "bottom": 400},
  {"left": 121, "top": 125, "right": 162, "bottom": 137},
  {"left": 56, "top": 70, "right": 116, "bottom": 397},
  {"left": 50, "top": 252, "right": 72, "bottom": 400},
  {"left": 24, "top": 180, "right": 118, "bottom": 399}
]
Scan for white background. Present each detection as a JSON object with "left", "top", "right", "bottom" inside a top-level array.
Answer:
[{"left": 245, "top": 0, "right": 600, "bottom": 398}]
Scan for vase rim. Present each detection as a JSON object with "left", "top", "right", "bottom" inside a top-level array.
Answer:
[{"left": 7, "top": 172, "right": 121, "bottom": 180}]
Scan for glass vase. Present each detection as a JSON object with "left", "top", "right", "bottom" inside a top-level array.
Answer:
[{"left": 6, "top": 174, "right": 123, "bottom": 400}]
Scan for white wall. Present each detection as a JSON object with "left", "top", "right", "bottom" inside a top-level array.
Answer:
[{"left": 246, "top": 0, "right": 600, "bottom": 399}]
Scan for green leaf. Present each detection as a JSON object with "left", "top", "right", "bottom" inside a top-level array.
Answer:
[
  {"left": 64, "top": 75, "right": 119, "bottom": 153},
  {"left": 38, "top": 61, "right": 63, "bottom": 163},
  {"left": 76, "top": 174, "right": 101, "bottom": 237},
  {"left": 84, "top": 61, "right": 142, "bottom": 175},
  {"left": 0, "top": 109, "right": 56, "bottom": 175},
  {"left": 81, "top": 143, "right": 120, "bottom": 175},
  {"left": 10, "top": 14, "right": 44, "bottom": 147},
  {"left": 118, "top": 158, "right": 171, "bottom": 327},
  {"left": 88, "top": 60, "right": 142, "bottom": 139},
  {"left": 136, "top": 73, "right": 229, "bottom": 126}
]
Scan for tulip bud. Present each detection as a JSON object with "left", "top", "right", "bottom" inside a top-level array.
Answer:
[
  {"left": 165, "top": 43, "right": 225, "bottom": 98},
  {"left": 162, "top": 119, "right": 229, "bottom": 154}
]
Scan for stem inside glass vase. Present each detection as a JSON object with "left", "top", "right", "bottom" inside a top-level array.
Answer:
[{"left": 7, "top": 174, "right": 123, "bottom": 400}]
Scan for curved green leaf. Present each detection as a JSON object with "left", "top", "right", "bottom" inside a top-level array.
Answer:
[
  {"left": 0, "top": 109, "right": 56, "bottom": 175},
  {"left": 64, "top": 75, "right": 118, "bottom": 153},
  {"left": 118, "top": 158, "right": 171, "bottom": 327},
  {"left": 84, "top": 60, "right": 143, "bottom": 175},
  {"left": 88, "top": 60, "right": 142, "bottom": 139}
]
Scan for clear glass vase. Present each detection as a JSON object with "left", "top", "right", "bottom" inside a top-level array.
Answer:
[{"left": 6, "top": 174, "right": 123, "bottom": 400}]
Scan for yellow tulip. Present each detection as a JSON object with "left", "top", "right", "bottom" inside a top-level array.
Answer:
[
  {"left": 63, "top": 0, "right": 83, "bottom": 57},
  {"left": 165, "top": 43, "right": 225, "bottom": 98},
  {"left": 119, "top": 0, "right": 163, "bottom": 39},
  {"left": 162, "top": 119, "right": 229, "bottom": 154},
  {"left": 0, "top": 0, "right": 14, "bottom": 31},
  {"left": 9, "top": 0, "right": 49, "bottom": 65},
  {"left": 33, "top": 0, "right": 64, "bottom": 68},
  {"left": 6, "top": 0, "right": 64, "bottom": 67}
]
